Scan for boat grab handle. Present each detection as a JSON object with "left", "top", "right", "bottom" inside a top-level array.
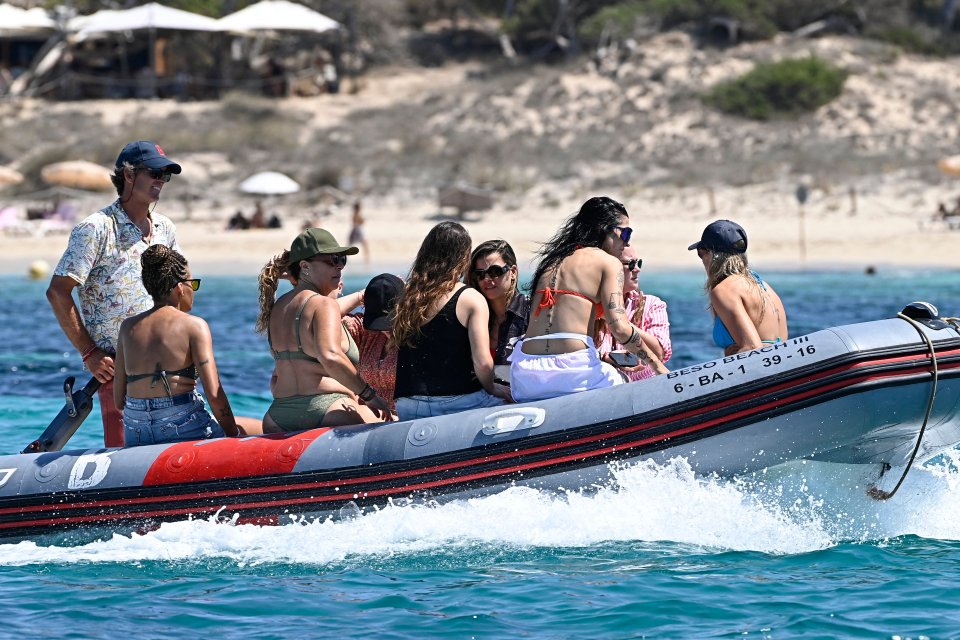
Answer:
[{"left": 481, "top": 408, "right": 546, "bottom": 436}]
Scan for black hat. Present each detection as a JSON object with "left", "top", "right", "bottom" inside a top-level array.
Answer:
[
  {"left": 363, "top": 273, "right": 403, "bottom": 331},
  {"left": 688, "top": 219, "right": 748, "bottom": 254},
  {"left": 115, "top": 140, "right": 182, "bottom": 174}
]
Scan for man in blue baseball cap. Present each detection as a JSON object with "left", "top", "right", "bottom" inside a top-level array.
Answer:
[{"left": 46, "top": 140, "right": 183, "bottom": 447}]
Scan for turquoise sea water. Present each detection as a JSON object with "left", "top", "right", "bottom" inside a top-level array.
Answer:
[{"left": 1, "top": 269, "right": 960, "bottom": 638}]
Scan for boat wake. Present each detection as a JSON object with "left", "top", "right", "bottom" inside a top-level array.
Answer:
[{"left": 1, "top": 450, "right": 958, "bottom": 566}]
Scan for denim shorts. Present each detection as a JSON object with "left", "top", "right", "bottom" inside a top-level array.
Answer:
[
  {"left": 123, "top": 391, "right": 225, "bottom": 447},
  {"left": 395, "top": 389, "right": 504, "bottom": 421}
]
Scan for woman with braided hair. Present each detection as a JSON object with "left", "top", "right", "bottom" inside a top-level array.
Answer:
[
  {"left": 114, "top": 245, "right": 241, "bottom": 446},
  {"left": 256, "top": 228, "right": 392, "bottom": 431}
]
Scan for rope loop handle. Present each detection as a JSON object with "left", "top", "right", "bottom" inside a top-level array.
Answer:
[{"left": 867, "top": 312, "right": 940, "bottom": 500}]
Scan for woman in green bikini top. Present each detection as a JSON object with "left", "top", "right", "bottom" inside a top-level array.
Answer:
[{"left": 255, "top": 228, "right": 393, "bottom": 432}]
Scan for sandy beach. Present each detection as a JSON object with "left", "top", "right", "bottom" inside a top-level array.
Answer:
[
  {"left": 2, "top": 33, "right": 960, "bottom": 277},
  {"left": 2, "top": 173, "right": 958, "bottom": 279}
]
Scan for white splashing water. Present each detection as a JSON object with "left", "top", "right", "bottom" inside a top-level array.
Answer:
[{"left": 2, "top": 453, "right": 958, "bottom": 566}]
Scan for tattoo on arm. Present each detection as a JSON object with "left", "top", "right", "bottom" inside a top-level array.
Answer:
[
  {"left": 197, "top": 359, "right": 210, "bottom": 367},
  {"left": 606, "top": 293, "right": 624, "bottom": 314}
]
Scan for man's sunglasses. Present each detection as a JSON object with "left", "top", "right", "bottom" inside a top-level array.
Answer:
[
  {"left": 473, "top": 264, "right": 510, "bottom": 281},
  {"left": 621, "top": 258, "right": 642, "bottom": 271},
  {"left": 181, "top": 278, "right": 201, "bottom": 291},
  {"left": 311, "top": 254, "right": 348, "bottom": 268},
  {"left": 614, "top": 226, "right": 633, "bottom": 244},
  {"left": 139, "top": 167, "right": 173, "bottom": 182}
]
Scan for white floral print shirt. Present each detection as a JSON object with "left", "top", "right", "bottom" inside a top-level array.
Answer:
[{"left": 53, "top": 199, "right": 180, "bottom": 353}]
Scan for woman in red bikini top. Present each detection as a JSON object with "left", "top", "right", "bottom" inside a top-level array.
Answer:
[{"left": 520, "top": 196, "right": 666, "bottom": 375}]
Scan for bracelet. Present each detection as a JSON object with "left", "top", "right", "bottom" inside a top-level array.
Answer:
[
  {"left": 358, "top": 383, "right": 377, "bottom": 402},
  {"left": 81, "top": 345, "right": 97, "bottom": 362}
]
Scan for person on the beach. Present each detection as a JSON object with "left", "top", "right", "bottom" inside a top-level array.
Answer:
[
  {"left": 342, "top": 273, "right": 403, "bottom": 413},
  {"left": 47, "top": 140, "right": 182, "bottom": 447},
  {"left": 392, "top": 222, "right": 510, "bottom": 420},
  {"left": 689, "top": 219, "right": 787, "bottom": 355},
  {"left": 510, "top": 196, "right": 667, "bottom": 403},
  {"left": 595, "top": 244, "right": 672, "bottom": 381},
  {"left": 256, "top": 228, "right": 392, "bottom": 431},
  {"left": 114, "top": 246, "right": 241, "bottom": 446},
  {"left": 348, "top": 200, "right": 370, "bottom": 264},
  {"left": 466, "top": 240, "right": 530, "bottom": 368}
]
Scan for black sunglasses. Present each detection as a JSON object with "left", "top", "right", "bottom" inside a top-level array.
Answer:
[
  {"left": 181, "top": 278, "right": 201, "bottom": 291},
  {"left": 621, "top": 258, "right": 642, "bottom": 271},
  {"left": 614, "top": 226, "right": 633, "bottom": 244},
  {"left": 473, "top": 264, "right": 510, "bottom": 281},
  {"left": 311, "top": 254, "right": 348, "bottom": 268},
  {"left": 138, "top": 167, "right": 173, "bottom": 182}
]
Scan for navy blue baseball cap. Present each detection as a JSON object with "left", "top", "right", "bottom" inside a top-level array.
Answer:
[
  {"left": 688, "top": 219, "right": 748, "bottom": 254},
  {"left": 115, "top": 140, "right": 182, "bottom": 174}
]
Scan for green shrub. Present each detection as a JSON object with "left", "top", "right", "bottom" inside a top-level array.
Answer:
[
  {"left": 864, "top": 26, "right": 953, "bottom": 56},
  {"left": 703, "top": 56, "right": 847, "bottom": 120},
  {"left": 580, "top": 2, "right": 651, "bottom": 45}
]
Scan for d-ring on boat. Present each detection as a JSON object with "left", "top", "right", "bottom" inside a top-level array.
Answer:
[{"left": 1, "top": 303, "right": 959, "bottom": 542}]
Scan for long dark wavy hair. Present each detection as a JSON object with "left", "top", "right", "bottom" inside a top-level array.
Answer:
[
  {"left": 392, "top": 221, "right": 472, "bottom": 348},
  {"left": 141, "top": 245, "right": 188, "bottom": 302},
  {"left": 529, "top": 196, "right": 628, "bottom": 292}
]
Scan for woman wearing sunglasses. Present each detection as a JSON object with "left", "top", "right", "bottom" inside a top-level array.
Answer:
[
  {"left": 510, "top": 196, "right": 668, "bottom": 403},
  {"left": 392, "top": 222, "right": 511, "bottom": 420},
  {"left": 467, "top": 240, "right": 531, "bottom": 369},
  {"left": 256, "top": 228, "right": 393, "bottom": 431},
  {"left": 114, "top": 245, "right": 242, "bottom": 446},
  {"left": 595, "top": 244, "right": 672, "bottom": 381},
  {"left": 689, "top": 220, "right": 787, "bottom": 356}
]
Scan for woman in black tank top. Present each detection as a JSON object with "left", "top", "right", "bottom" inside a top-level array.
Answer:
[{"left": 392, "top": 222, "right": 510, "bottom": 421}]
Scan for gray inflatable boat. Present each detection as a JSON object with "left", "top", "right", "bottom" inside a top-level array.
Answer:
[{"left": 1, "top": 304, "right": 958, "bottom": 541}]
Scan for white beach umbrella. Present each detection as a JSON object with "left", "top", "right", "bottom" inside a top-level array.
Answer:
[
  {"left": 70, "top": 2, "right": 222, "bottom": 40},
  {"left": 239, "top": 171, "right": 300, "bottom": 195},
  {"left": 938, "top": 155, "right": 960, "bottom": 178},
  {"left": 0, "top": 4, "right": 56, "bottom": 36},
  {"left": 217, "top": 0, "right": 340, "bottom": 34}
]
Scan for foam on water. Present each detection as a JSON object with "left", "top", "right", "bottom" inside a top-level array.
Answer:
[{"left": 2, "top": 453, "right": 958, "bottom": 567}]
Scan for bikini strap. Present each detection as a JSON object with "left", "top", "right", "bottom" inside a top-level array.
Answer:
[
  {"left": 294, "top": 293, "right": 322, "bottom": 352},
  {"left": 152, "top": 363, "right": 174, "bottom": 398}
]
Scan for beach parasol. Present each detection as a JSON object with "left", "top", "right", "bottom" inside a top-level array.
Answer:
[
  {"left": 41, "top": 161, "right": 114, "bottom": 191},
  {"left": 0, "top": 166, "right": 24, "bottom": 187},
  {"left": 70, "top": 3, "right": 222, "bottom": 40},
  {"left": 217, "top": 0, "right": 340, "bottom": 34},
  {"left": 937, "top": 155, "right": 960, "bottom": 178},
  {"left": 0, "top": 4, "right": 56, "bottom": 36},
  {"left": 239, "top": 171, "right": 300, "bottom": 195}
]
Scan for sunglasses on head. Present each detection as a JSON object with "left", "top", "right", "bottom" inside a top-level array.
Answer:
[
  {"left": 473, "top": 264, "right": 510, "bottom": 281},
  {"left": 621, "top": 258, "right": 642, "bottom": 271},
  {"left": 138, "top": 167, "right": 173, "bottom": 182},
  {"left": 181, "top": 278, "right": 201, "bottom": 291},
  {"left": 614, "top": 226, "right": 633, "bottom": 244},
  {"left": 311, "top": 254, "right": 348, "bottom": 268}
]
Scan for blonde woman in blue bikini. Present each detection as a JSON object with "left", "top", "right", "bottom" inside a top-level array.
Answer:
[{"left": 690, "top": 220, "right": 788, "bottom": 356}]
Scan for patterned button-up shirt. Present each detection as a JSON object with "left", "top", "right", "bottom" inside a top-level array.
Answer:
[
  {"left": 53, "top": 199, "right": 180, "bottom": 353},
  {"left": 596, "top": 290, "right": 672, "bottom": 380}
]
